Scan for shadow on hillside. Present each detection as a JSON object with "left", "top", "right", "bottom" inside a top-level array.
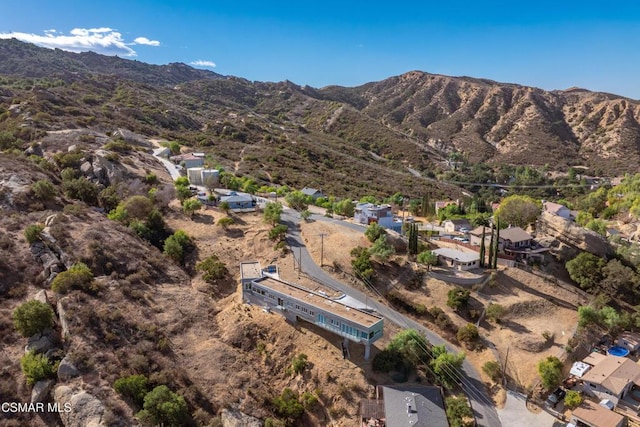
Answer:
[
  {"left": 498, "top": 271, "right": 579, "bottom": 311},
  {"left": 192, "top": 213, "right": 214, "bottom": 224}
]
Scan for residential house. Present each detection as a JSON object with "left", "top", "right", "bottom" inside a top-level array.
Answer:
[
  {"left": 581, "top": 355, "right": 640, "bottom": 404},
  {"left": 240, "top": 261, "right": 383, "bottom": 359},
  {"left": 617, "top": 332, "right": 640, "bottom": 354},
  {"left": 568, "top": 400, "right": 626, "bottom": 427},
  {"left": 169, "top": 153, "right": 205, "bottom": 169},
  {"left": 360, "top": 385, "right": 449, "bottom": 427},
  {"left": 219, "top": 191, "right": 255, "bottom": 211},
  {"left": 432, "top": 248, "right": 480, "bottom": 271},
  {"left": 499, "top": 227, "right": 534, "bottom": 250},
  {"left": 354, "top": 203, "right": 393, "bottom": 225},
  {"left": 544, "top": 201, "right": 573, "bottom": 220},
  {"left": 301, "top": 187, "right": 325, "bottom": 200},
  {"left": 442, "top": 219, "right": 472, "bottom": 233},
  {"left": 468, "top": 226, "right": 491, "bottom": 246}
]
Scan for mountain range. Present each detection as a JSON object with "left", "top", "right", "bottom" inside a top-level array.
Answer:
[{"left": 2, "top": 38, "right": 640, "bottom": 197}]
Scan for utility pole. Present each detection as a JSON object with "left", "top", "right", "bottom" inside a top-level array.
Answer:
[{"left": 318, "top": 233, "right": 327, "bottom": 267}]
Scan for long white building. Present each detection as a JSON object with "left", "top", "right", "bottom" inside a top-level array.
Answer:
[{"left": 240, "top": 261, "right": 384, "bottom": 359}]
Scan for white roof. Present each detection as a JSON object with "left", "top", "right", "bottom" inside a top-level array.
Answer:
[
  {"left": 432, "top": 248, "right": 480, "bottom": 263},
  {"left": 570, "top": 361, "right": 592, "bottom": 378}
]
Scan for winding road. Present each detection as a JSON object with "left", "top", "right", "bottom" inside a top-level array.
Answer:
[{"left": 281, "top": 209, "right": 502, "bottom": 427}]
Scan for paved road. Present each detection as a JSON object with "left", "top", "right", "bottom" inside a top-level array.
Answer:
[
  {"left": 282, "top": 209, "right": 502, "bottom": 427},
  {"left": 498, "top": 391, "right": 559, "bottom": 427}
]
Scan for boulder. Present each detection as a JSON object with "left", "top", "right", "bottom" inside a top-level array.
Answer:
[
  {"left": 220, "top": 408, "right": 262, "bottom": 427},
  {"left": 54, "top": 386, "right": 107, "bottom": 427},
  {"left": 31, "top": 379, "right": 55, "bottom": 403},
  {"left": 67, "top": 145, "right": 77, "bottom": 152},
  {"left": 91, "top": 154, "right": 121, "bottom": 186},
  {"left": 57, "top": 298, "right": 71, "bottom": 341},
  {"left": 33, "top": 290, "right": 49, "bottom": 305},
  {"left": 57, "top": 357, "right": 80, "bottom": 381},
  {"left": 80, "top": 161, "right": 94, "bottom": 176},
  {"left": 25, "top": 144, "right": 44, "bottom": 157},
  {"left": 26, "top": 331, "right": 55, "bottom": 354}
]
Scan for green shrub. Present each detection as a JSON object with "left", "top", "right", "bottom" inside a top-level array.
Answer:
[
  {"left": 31, "top": 179, "right": 57, "bottom": 200},
  {"left": 482, "top": 361, "right": 502, "bottom": 383},
  {"left": 62, "top": 178, "right": 99, "bottom": 204},
  {"left": 217, "top": 217, "right": 234, "bottom": 228},
  {"left": 24, "top": 224, "right": 44, "bottom": 244},
  {"left": 447, "top": 287, "right": 470, "bottom": 310},
  {"left": 268, "top": 224, "right": 288, "bottom": 241},
  {"left": 563, "top": 390, "right": 583, "bottom": 409},
  {"left": 13, "top": 300, "right": 55, "bottom": 337},
  {"left": 163, "top": 230, "right": 191, "bottom": 264},
  {"left": 456, "top": 323, "right": 479, "bottom": 345},
  {"left": 485, "top": 303, "right": 506, "bottom": 323},
  {"left": 272, "top": 388, "right": 304, "bottom": 420},
  {"left": 20, "top": 351, "right": 57, "bottom": 386},
  {"left": 290, "top": 353, "right": 308, "bottom": 375},
  {"left": 114, "top": 374, "right": 149, "bottom": 406},
  {"left": 51, "top": 262, "right": 94, "bottom": 294},
  {"left": 136, "top": 385, "right": 190, "bottom": 427},
  {"left": 104, "top": 140, "right": 133, "bottom": 152},
  {"left": 196, "top": 255, "right": 227, "bottom": 283}
]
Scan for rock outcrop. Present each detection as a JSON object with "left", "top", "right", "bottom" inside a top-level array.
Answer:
[
  {"left": 536, "top": 211, "right": 615, "bottom": 261},
  {"left": 57, "top": 356, "right": 80, "bottom": 381},
  {"left": 54, "top": 386, "right": 107, "bottom": 427},
  {"left": 25, "top": 330, "right": 56, "bottom": 354},
  {"left": 220, "top": 408, "right": 262, "bottom": 427},
  {"left": 31, "top": 379, "right": 55, "bottom": 403}
]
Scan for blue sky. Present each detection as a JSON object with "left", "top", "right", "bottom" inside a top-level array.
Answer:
[{"left": 2, "top": 1, "right": 640, "bottom": 99}]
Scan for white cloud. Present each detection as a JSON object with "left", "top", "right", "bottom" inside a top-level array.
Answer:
[
  {"left": 133, "top": 37, "right": 160, "bottom": 46},
  {"left": 0, "top": 28, "right": 161, "bottom": 57},
  {"left": 190, "top": 60, "right": 217, "bottom": 68}
]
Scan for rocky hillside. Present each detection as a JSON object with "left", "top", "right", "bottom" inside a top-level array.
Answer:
[
  {"left": 1, "top": 39, "right": 640, "bottom": 201},
  {"left": 0, "top": 131, "right": 376, "bottom": 427}
]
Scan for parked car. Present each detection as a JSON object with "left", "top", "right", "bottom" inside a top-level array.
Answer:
[
  {"left": 459, "top": 227, "right": 470, "bottom": 233},
  {"left": 546, "top": 387, "right": 566, "bottom": 408}
]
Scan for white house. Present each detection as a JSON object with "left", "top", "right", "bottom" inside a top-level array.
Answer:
[{"left": 431, "top": 248, "right": 480, "bottom": 271}]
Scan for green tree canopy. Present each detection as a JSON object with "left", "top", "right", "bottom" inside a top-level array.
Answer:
[
  {"left": 182, "top": 198, "right": 202, "bottom": 218},
  {"left": 566, "top": 252, "right": 606, "bottom": 291},
  {"left": 136, "top": 385, "right": 190, "bottom": 427},
  {"left": 417, "top": 251, "right": 438, "bottom": 270},
  {"left": 494, "top": 195, "right": 541, "bottom": 228},
  {"left": 285, "top": 190, "right": 309, "bottom": 211},
  {"left": 263, "top": 202, "right": 283, "bottom": 225},
  {"left": 537, "top": 356, "right": 563, "bottom": 390},
  {"left": 430, "top": 344, "right": 466, "bottom": 388},
  {"left": 196, "top": 255, "right": 227, "bottom": 283},
  {"left": 369, "top": 236, "right": 395, "bottom": 263},
  {"left": 447, "top": 287, "right": 471, "bottom": 311},
  {"left": 365, "top": 222, "right": 386, "bottom": 243}
]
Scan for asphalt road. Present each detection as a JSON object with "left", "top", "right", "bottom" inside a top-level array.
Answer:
[{"left": 281, "top": 209, "right": 502, "bottom": 427}]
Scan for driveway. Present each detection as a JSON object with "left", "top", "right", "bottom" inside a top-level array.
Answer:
[
  {"left": 281, "top": 209, "right": 502, "bottom": 427},
  {"left": 498, "top": 391, "right": 561, "bottom": 427}
]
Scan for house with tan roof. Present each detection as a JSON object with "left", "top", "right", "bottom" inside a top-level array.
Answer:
[
  {"left": 544, "top": 201, "right": 573, "bottom": 220},
  {"left": 568, "top": 399, "right": 626, "bottom": 427},
  {"left": 581, "top": 355, "right": 640, "bottom": 404}
]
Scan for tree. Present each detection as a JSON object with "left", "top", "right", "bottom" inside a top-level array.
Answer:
[
  {"left": 264, "top": 202, "right": 283, "bottom": 225},
  {"left": 537, "top": 356, "right": 563, "bottom": 390},
  {"left": 482, "top": 361, "right": 502, "bottom": 383},
  {"left": 136, "top": 385, "right": 190, "bottom": 427},
  {"left": 478, "top": 226, "right": 486, "bottom": 267},
  {"left": 285, "top": 190, "right": 309, "bottom": 211},
  {"left": 566, "top": 252, "right": 606, "bottom": 290},
  {"left": 492, "top": 218, "right": 500, "bottom": 269},
  {"left": 268, "top": 224, "right": 288, "bottom": 241},
  {"left": 407, "top": 223, "right": 419, "bottom": 255},
  {"left": 494, "top": 195, "right": 541, "bottom": 228},
  {"left": 600, "top": 259, "right": 640, "bottom": 297},
  {"left": 351, "top": 246, "right": 374, "bottom": 280},
  {"left": 203, "top": 175, "right": 218, "bottom": 193},
  {"left": 369, "top": 236, "right": 395, "bottom": 264},
  {"left": 577, "top": 305, "right": 599, "bottom": 328},
  {"left": 13, "top": 300, "right": 55, "bottom": 337},
  {"left": 31, "top": 179, "right": 57, "bottom": 201},
  {"left": 431, "top": 345, "right": 466, "bottom": 388},
  {"left": 487, "top": 225, "right": 495, "bottom": 268},
  {"left": 445, "top": 395, "right": 474, "bottom": 427},
  {"left": 114, "top": 374, "right": 149, "bottom": 406},
  {"left": 447, "top": 287, "right": 471, "bottom": 310},
  {"left": 387, "top": 329, "right": 430, "bottom": 368},
  {"left": 62, "top": 178, "right": 99, "bottom": 204},
  {"left": 175, "top": 186, "right": 192, "bottom": 204},
  {"left": 564, "top": 390, "right": 583, "bottom": 410},
  {"left": 182, "top": 198, "right": 202, "bottom": 218},
  {"left": 20, "top": 351, "right": 57, "bottom": 386},
  {"left": 333, "top": 199, "right": 354, "bottom": 216},
  {"left": 417, "top": 251, "right": 438, "bottom": 271},
  {"left": 196, "top": 255, "right": 227, "bottom": 283},
  {"left": 163, "top": 230, "right": 191, "bottom": 264},
  {"left": 365, "top": 222, "right": 386, "bottom": 243}
]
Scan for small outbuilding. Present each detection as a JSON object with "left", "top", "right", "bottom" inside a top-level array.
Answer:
[{"left": 431, "top": 248, "right": 480, "bottom": 271}]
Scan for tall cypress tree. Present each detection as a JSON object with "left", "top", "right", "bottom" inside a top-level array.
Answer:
[
  {"left": 493, "top": 218, "right": 501, "bottom": 269},
  {"left": 488, "top": 224, "right": 495, "bottom": 269},
  {"left": 479, "top": 225, "right": 486, "bottom": 268},
  {"left": 408, "top": 223, "right": 419, "bottom": 255}
]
